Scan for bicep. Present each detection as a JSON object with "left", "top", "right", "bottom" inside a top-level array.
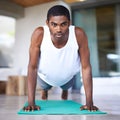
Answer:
[
  {"left": 28, "top": 27, "right": 43, "bottom": 69},
  {"left": 29, "top": 44, "right": 40, "bottom": 69},
  {"left": 76, "top": 27, "right": 91, "bottom": 69},
  {"left": 80, "top": 39, "right": 90, "bottom": 68}
]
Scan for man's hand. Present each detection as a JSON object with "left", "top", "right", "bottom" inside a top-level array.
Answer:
[
  {"left": 80, "top": 104, "right": 98, "bottom": 111},
  {"left": 23, "top": 105, "right": 40, "bottom": 112}
]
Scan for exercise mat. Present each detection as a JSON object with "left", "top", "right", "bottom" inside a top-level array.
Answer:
[{"left": 18, "top": 100, "right": 107, "bottom": 115}]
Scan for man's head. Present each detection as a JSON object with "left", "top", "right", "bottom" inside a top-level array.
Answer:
[
  {"left": 46, "top": 5, "right": 71, "bottom": 41},
  {"left": 47, "top": 5, "right": 70, "bottom": 22}
]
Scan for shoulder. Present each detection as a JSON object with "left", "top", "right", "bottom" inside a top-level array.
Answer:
[
  {"left": 75, "top": 26, "right": 86, "bottom": 38},
  {"left": 74, "top": 26, "right": 88, "bottom": 47},
  {"left": 32, "top": 26, "right": 44, "bottom": 39},
  {"left": 31, "top": 26, "right": 44, "bottom": 47}
]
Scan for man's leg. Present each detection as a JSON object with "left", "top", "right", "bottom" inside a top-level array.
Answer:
[
  {"left": 41, "top": 90, "right": 48, "bottom": 100},
  {"left": 60, "top": 75, "right": 75, "bottom": 100},
  {"left": 61, "top": 90, "right": 68, "bottom": 100},
  {"left": 37, "top": 76, "right": 52, "bottom": 100}
]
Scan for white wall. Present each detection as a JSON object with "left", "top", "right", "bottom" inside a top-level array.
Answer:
[{"left": 13, "top": 1, "right": 70, "bottom": 75}]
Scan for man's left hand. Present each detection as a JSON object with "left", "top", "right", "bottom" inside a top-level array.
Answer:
[{"left": 80, "top": 104, "right": 99, "bottom": 111}]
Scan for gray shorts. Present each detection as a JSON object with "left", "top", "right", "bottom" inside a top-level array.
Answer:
[{"left": 37, "top": 73, "right": 80, "bottom": 90}]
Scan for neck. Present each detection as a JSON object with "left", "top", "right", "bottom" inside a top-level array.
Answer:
[{"left": 51, "top": 31, "right": 69, "bottom": 48}]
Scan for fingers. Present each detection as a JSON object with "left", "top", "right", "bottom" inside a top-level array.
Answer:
[
  {"left": 80, "top": 105, "right": 99, "bottom": 111},
  {"left": 35, "top": 106, "right": 40, "bottom": 111},
  {"left": 91, "top": 106, "right": 99, "bottom": 111},
  {"left": 23, "top": 106, "right": 31, "bottom": 112},
  {"left": 23, "top": 105, "right": 40, "bottom": 112},
  {"left": 80, "top": 105, "right": 88, "bottom": 110}
]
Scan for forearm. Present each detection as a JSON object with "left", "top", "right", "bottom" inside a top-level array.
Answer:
[
  {"left": 27, "top": 66, "right": 37, "bottom": 105},
  {"left": 82, "top": 65, "right": 93, "bottom": 105}
]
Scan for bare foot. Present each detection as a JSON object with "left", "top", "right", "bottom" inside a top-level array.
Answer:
[
  {"left": 41, "top": 90, "right": 48, "bottom": 100},
  {"left": 61, "top": 90, "right": 68, "bottom": 100}
]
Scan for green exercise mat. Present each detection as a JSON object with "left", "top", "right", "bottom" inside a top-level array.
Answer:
[{"left": 18, "top": 100, "right": 107, "bottom": 115}]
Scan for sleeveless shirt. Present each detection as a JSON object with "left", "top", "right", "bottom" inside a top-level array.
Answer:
[{"left": 38, "top": 25, "right": 80, "bottom": 87}]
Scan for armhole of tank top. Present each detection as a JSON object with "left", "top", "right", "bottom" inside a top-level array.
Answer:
[
  {"left": 39, "top": 26, "right": 45, "bottom": 51},
  {"left": 42, "top": 26, "right": 49, "bottom": 42},
  {"left": 71, "top": 26, "right": 79, "bottom": 49}
]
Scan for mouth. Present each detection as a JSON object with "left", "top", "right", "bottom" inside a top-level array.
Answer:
[{"left": 55, "top": 33, "right": 63, "bottom": 38}]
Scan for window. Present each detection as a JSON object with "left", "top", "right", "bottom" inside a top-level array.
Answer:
[
  {"left": 96, "top": 6, "right": 118, "bottom": 76},
  {"left": 0, "top": 15, "right": 16, "bottom": 68}
]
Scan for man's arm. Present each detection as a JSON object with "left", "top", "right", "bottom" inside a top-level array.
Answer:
[
  {"left": 23, "top": 27, "right": 43, "bottom": 111},
  {"left": 75, "top": 27, "right": 98, "bottom": 111}
]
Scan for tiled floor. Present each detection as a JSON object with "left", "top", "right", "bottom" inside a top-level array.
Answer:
[{"left": 0, "top": 90, "right": 120, "bottom": 120}]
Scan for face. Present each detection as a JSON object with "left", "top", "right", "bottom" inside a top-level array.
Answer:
[{"left": 46, "top": 15, "right": 70, "bottom": 41}]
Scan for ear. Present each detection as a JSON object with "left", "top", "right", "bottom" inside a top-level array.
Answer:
[
  {"left": 46, "top": 20, "right": 49, "bottom": 26},
  {"left": 69, "top": 20, "right": 72, "bottom": 26}
]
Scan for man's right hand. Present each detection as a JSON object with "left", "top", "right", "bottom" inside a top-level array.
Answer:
[{"left": 23, "top": 105, "right": 40, "bottom": 112}]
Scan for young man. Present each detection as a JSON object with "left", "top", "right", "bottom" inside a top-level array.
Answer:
[{"left": 23, "top": 5, "right": 98, "bottom": 111}]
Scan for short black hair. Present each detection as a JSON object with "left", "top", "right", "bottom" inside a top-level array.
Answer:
[{"left": 47, "top": 5, "right": 70, "bottom": 21}]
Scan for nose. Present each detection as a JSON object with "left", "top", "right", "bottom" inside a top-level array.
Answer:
[{"left": 56, "top": 25, "right": 61, "bottom": 32}]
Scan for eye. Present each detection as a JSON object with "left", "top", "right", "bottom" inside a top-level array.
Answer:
[
  {"left": 61, "top": 22, "right": 68, "bottom": 27},
  {"left": 51, "top": 22, "right": 57, "bottom": 27}
]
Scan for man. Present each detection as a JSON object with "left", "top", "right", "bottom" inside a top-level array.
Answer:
[{"left": 23, "top": 5, "right": 98, "bottom": 111}]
